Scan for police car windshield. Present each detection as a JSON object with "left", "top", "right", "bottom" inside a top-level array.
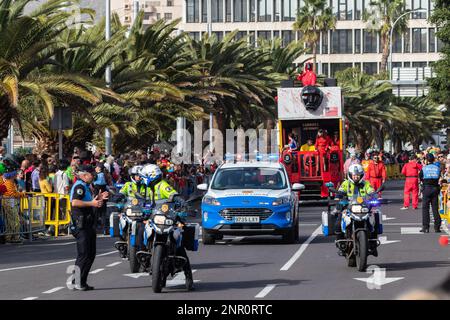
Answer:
[{"left": 211, "top": 167, "right": 287, "bottom": 190}]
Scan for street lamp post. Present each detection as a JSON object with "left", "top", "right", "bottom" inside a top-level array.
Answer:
[
  {"left": 207, "top": 0, "right": 213, "bottom": 154},
  {"left": 105, "top": 0, "right": 112, "bottom": 156},
  {"left": 389, "top": 8, "right": 428, "bottom": 80}
]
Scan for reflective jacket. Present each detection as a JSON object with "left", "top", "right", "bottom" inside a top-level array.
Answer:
[
  {"left": 338, "top": 180, "right": 374, "bottom": 198},
  {"left": 120, "top": 182, "right": 152, "bottom": 199}
]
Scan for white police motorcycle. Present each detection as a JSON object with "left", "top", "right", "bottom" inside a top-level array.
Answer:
[{"left": 323, "top": 183, "right": 383, "bottom": 272}]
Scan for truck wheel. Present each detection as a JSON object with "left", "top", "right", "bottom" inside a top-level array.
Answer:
[{"left": 202, "top": 229, "right": 215, "bottom": 245}]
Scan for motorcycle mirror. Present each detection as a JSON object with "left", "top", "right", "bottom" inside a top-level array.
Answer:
[{"left": 325, "top": 182, "right": 334, "bottom": 188}]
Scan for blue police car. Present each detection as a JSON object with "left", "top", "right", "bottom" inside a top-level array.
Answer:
[{"left": 197, "top": 160, "right": 304, "bottom": 244}]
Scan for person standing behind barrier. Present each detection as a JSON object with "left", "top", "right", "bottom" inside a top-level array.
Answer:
[
  {"left": 1, "top": 167, "right": 25, "bottom": 243},
  {"left": 93, "top": 163, "right": 111, "bottom": 235},
  {"left": 38, "top": 164, "right": 53, "bottom": 194},
  {"left": 31, "top": 161, "right": 41, "bottom": 192},
  {"left": 400, "top": 155, "right": 422, "bottom": 210},
  {"left": 419, "top": 154, "right": 442, "bottom": 233},
  {"left": 16, "top": 169, "right": 26, "bottom": 192},
  {"left": 70, "top": 165, "right": 108, "bottom": 291},
  {"left": 366, "top": 153, "right": 387, "bottom": 198}
]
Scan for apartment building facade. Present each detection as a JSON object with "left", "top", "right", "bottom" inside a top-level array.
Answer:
[
  {"left": 112, "top": 0, "right": 183, "bottom": 27},
  {"left": 179, "top": 0, "right": 443, "bottom": 76}
]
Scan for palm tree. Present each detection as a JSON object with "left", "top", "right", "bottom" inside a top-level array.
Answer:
[
  {"left": 0, "top": 0, "right": 121, "bottom": 146},
  {"left": 293, "top": 0, "right": 336, "bottom": 73},
  {"left": 363, "top": 0, "right": 408, "bottom": 74}
]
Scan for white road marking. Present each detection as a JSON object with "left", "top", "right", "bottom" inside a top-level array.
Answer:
[
  {"left": 0, "top": 250, "right": 117, "bottom": 272},
  {"left": 106, "top": 262, "right": 122, "bottom": 267},
  {"left": 42, "top": 287, "right": 64, "bottom": 294},
  {"left": 165, "top": 270, "right": 199, "bottom": 288},
  {"left": 280, "top": 226, "right": 322, "bottom": 271},
  {"left": 382, "top": 215, "right": 396, "bottom": 221},
  {"left": 255, "top": 284, "right": 277, "bottom": 298},
  {"left": 231, "top": 237, "right": 245, "bottom": 243},
  {"left": 384, "top": 223, "right": 422, "bottom": 226},
  {"left": 22, "top": 297, "right": 38, "bottom": 300},
  {"left": 299, "top": 223, "right": 319, "bottom": 226},
  {"left": 378, "top": 236, "right": 401, "bottom": 245},
  {"left": 89, "top": 268, "right": 104, "bottom": 274},
  {"left": 401, "top": 227, "right": 423, "bottom": 234},
  {"left": 124, "top": 273, "right": 148, "bottom": 279},
  {"left": 354, "top": 266, "right": 404, "bottom": 289}
]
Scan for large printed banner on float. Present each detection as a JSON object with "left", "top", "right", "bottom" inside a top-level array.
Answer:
[{"left": 277, "top": 87, "right": 342, "bottom": 120}]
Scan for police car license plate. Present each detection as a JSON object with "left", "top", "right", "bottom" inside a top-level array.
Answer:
[{"left": 234, "top": 216, "right": 260, "bottom": 223}]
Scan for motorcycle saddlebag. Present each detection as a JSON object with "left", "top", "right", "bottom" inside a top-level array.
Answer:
[
  {"left": 109, "top": 212, "right": 121, "bottom": 238},
  {"left": 182, "top": 223, "right": 200, "bottom": 251},
  {"left": 322, "top": 211, "right": 336, "bottom": 236}
]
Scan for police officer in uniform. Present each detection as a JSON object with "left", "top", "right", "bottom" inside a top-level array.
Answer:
[
  {"left": 419, "top": 154, "right": 442, "bottom": 233},
  {"left": 70, "top": 165, "right": 109, "bottom": 291}
]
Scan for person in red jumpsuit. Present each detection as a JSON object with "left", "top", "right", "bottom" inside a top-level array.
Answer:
[
  {"left": 296, "top": 62, "right": 317, "bottom": 87},
  {"left": 400, "top": 155, "right": 422, "bottom": 210},
  {"left": 315, "top": 129, "right": 332, "bottom": 171},
  {"left": 366, "top": 153, "right": 387, "bottom": 198}
]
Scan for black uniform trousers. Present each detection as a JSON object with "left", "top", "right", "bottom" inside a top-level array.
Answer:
[
  {"left": 74, "top": 227, "right": 97, "bottom": 287},
  {"left": 422, "top": 186, "right": 441, "bottom": 230}
]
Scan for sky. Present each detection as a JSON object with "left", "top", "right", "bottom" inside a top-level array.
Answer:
[{"left": 25, "top": 0, "right": 106, "bottom": 20}]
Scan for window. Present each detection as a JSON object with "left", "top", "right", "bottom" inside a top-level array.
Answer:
[
  {"left": 412, "top": 61, "right": 427, "bottom": 67},
  {"left": 363, "top": 30, "right": 377, "bottom": 53},
  {"left": 393, "top": 32, "right": 402, "bottom": 53},
  {"left": 412, "top": 28, "right": 426, "bottom": 52},
  {"left": 412, "top": 0, "right": 427, "bottom": 19},
  {"left": 354, "top": 0, "right": 363, "bottom": 20},
  {"left": 322, "top": 63, "right": 329, "bottom": 77},
  {"left": 429, "top": 28, "right": 435, "bottom": 52},
  {"left": 167, "top": 0, "right": 173, "bottom": 6},
  {"left": 250, "top": 0, "right": 256, "bottom": 21},
  {"left": 226, "top": 0, "right": 232, "bottom": 21},
  {"left": 354, "top": 29, "right": 361, "bottom": 53},
  {"left": 187, "top": 0, "right": 200, "bottom": 22},
  {"left": 403, "top": 61, "right": 411, "bottom": 67},
  {"left": 188, "top": 32, "right": 200, "bottom": 40},
  {"left": 363, "top": 62, "right": 377, "bottom": 75},
  {"left": 282, "top": 30, "right": 294, "bottom": 46},
  {"left": 213, "top": 31, "right": 224, "bottom": 41},
  {"left": 258, "top": 0, "right": 273, "bottom": 21},
  {"left": 233, "top": 0, "right": 248, "bottom": 22},
  {"left": 274, "top": 0, "right": 281, "bottom": 21},
  {"left": 144, "top": 12, "right": 152, "bottom": 20},
  {"left": 202, "top": 0, "right": 207, "bottom": 22},
  {"left": 437, "top": 29, "right": 444, "bottom": 52},
  {"left": 322, "top": 31, "right": 329, "bottom": 54},
  {"left": 330, "top": 63, "right": 352, "bottom": 77},
  {"left": 392, "top": 62, "right": 402, "bottom": 68},
  {"left": 404, "top": 29, "right": 410, "bottom": 53},
  {"left": 235, "top": 31, "right": 247, "bottom": 40},
  {"left": 331, "top": 29, "right": 352, "bottom": 54},
  {"left": 354, "top": 62, "right": 361, "bottom": 71},
  {"left": 212, "top": 0, "right": 224, "bottom": 22},
  {"left": 332, "top": 0, "right": 353, "bottom": 20},
  {"left": 258, "top": 30, "right": 271, "bottom": 40},
  {"left": 164, "top": 13, "right": 172, "bottom": 20},
  {"left": 282, "top": 0, "right": 297, "bottom": 21},
  {"left": 274, "top": 30, "right": 280, "bottom": 39}
]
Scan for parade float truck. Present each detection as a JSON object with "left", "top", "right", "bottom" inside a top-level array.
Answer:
[{"left": 277, "top": 82, "right": 345, "bottom": 201}]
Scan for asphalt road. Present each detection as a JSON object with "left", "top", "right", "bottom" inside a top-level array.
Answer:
[{"left": 0, "top": 181, "right": 449, "bottom": 300}]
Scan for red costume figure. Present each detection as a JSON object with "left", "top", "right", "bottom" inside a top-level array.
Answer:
[
  {"left": 296, "top": 62, "right": 317, "bottom": 87},
  {"left": 401, "top": 157, "right": 422, "bottom": 209},
  {"left": 315, "top": 129, "right": 332, "bottom": 154},
  {"left": 366, "top": 154, "right": 387, "bottom": 197}
]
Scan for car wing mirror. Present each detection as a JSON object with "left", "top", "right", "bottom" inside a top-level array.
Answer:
[{"left": 292, "top": 183, "right": 305, "bottom": 191}]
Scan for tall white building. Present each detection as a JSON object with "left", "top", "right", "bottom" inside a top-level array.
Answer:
[{"left": 179, "top": 0, "right": 443, "bottom": 76}]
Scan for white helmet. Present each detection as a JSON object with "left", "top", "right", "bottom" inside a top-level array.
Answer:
[
  {"left": 129, "top": 165, "right": 143, "bottom": 182},
  {"left": 139, "top": 164, "right": 162, "bottom": 185},
  {"left": 348, "top": 164, "right": 364, "bottom": 184}
]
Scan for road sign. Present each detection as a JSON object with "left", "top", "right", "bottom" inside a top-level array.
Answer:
[{"left": 50, "top": 107, "right": 72, "bottom": 130}]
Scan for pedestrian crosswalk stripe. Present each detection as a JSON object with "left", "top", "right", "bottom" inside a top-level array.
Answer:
[
  {"left": 106, "top": 262, "right": 122, "bottom": 267},
  {"left": 22, "top": 297, "right": 38, "bottom": 300}
]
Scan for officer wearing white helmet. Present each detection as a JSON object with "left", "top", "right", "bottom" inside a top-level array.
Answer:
[{"left": 119, "top": 165, "right": 151, "bottom": 199}]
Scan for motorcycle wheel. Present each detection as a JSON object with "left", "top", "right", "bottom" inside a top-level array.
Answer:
[
  {"left": 129, "top": 245, "right": 140, "bottom": 273},
  {"left": 356, "top": 232, "right": 368, "bottom": 272},
  {"left": 185, "top": 265, "right": 194, "bottom": 291},
  {"left": 152, "top": 245, "right": 165, "bottom": 293}
]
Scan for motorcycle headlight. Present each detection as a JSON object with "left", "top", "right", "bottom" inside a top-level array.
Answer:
[
  {"left": 350, "top": 205, "right": 362, "bottom": 213},
  {"left": 351, "top": 213, "right": 369, "bottom": 221},
  {"left": 361, "top": 207, "right": 369, "bottom": 213},
  {"left": 165, "top": 219, "right": 174, "bottom": 226},
  {"left": 153, "top": 215, "right": 167, "bottom": 225},
  {"left": 203, "top": 195, "right": 221, "bottom": 206},
  {"left": 272, "top": 196, "right": 290, "bottom": 206}
]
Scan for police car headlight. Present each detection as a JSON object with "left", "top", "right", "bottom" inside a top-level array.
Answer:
[
  {"left": 272, "top": 196, "right": 290, "bottom": 206},
  {"left": 203, "top": 196, "right": 221, "bottom": 206}
]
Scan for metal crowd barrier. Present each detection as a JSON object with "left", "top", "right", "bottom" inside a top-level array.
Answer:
[
  {"left": 439, "top": 184, "right": 449, "bottom": 223},
  {"left": 386, "top": 164, "right": 404, "bottom": 180},
  {"left": 29, "top": 193, "right": 71, "bottom": 237},
  {"left": 0, "top": 194, "right": 46, "bottom": 242}
]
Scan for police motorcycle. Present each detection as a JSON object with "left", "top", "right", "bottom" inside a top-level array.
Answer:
[
  {"left": 147, "top": 199, "right": 198, "bottom": 293},
  {"left": 323, "top": 182, "right": 384, "bottom": 272}
]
